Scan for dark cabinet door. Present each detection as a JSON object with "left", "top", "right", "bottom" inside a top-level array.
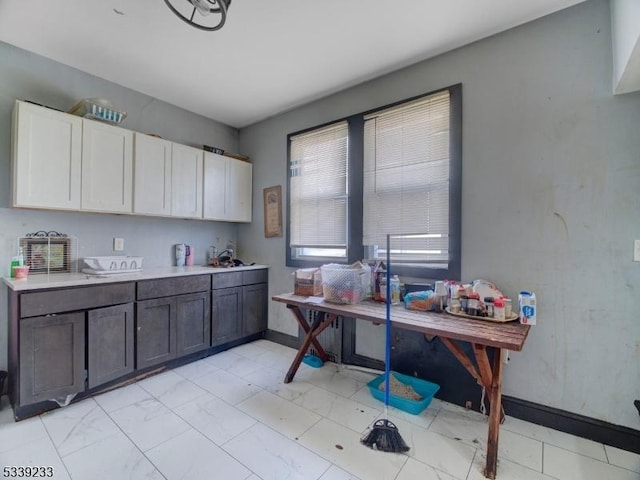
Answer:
[
  {"left": 211, "top": 286, "right": 243, "bottom": 347},
  {"left": 88, "top": 303, "right": 134, "bottom": 389},
  {"left": 19, "top": 312, "right": 85, "bottom": 405},
  {"left": 136, "top": 297, "right": 176, "bottom": 369},
  {"left": 176, "top": 292, "right": 211, "bottom": 357},
  {"left": 243, "top": 283, "right": 268, "bottom": 336}
]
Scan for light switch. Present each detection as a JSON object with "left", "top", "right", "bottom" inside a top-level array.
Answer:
[
  {"left": 114, "top": 237, "right": 125, "bottom": 251},
  {"left": 634, "top": 240, "right": 640, "bottom": 262}
]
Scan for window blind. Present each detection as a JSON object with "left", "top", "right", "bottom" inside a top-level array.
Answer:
[
  {"left": 363, "top": 90, "right": 450, "bottom": 263},
  {"left": 289, "top": 121, "right": 348, "bottom": 248}
]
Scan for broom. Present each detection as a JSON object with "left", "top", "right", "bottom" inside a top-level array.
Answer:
[{"left": 360, "top": 234, "right": 410, "bottom": 453}]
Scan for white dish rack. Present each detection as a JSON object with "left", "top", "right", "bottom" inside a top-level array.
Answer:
[{"left": 83, "top": 256, "right": 143, "bottom": 273}]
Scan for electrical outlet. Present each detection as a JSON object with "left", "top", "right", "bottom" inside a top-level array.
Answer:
[
  {"left": 114, "top": 237, "right": 124, "bottom": 251},
  {"left": 635, "top": 240, "right": 640, "bottom": 262}
]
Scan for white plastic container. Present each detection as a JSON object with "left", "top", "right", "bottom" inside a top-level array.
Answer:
[
  {"left": 83, "top": 256, "right": 143, "bottom": 271},
  {"left": 519, "top": 291, "right": 536, "bottom": 325},
  {"left": 321, "top": 263, "right": 371, "bottom": 304}
]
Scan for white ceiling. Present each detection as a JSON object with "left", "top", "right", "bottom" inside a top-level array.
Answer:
[{"left": 0, "top": 0, "right": 587, "bottom": 128}]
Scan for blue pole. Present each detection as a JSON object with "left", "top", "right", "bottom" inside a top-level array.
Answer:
[{"left": 384, "top": 234, "right": 391, "bottom": 410}]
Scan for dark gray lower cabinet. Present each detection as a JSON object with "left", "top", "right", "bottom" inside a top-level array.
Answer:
[
  {"left": 243, "top": 283, "right": 268, "bottom": 336},
  {"left": 211, "top": 275, "right": 268, "bottom": 346},
  {"left": 19, "top": 312, "right": 85, "bottom": 405},
  {"left": 9, "top": 270, "right": 267, "bottom": 419},
  {"left": 211, "top": 286, "right": 243, "bottom": 346},
  {"left": 136, "top": 297, "right": 176, "bottom": 370},
  {"left": 136, "top": 291, "right": 211, "bottom": 369},
  {"left": 88, "top": 303, "right": 134, "bottom": 388},
  {"left": 176, "top": 292, "right": 211, "bottom": 357}
]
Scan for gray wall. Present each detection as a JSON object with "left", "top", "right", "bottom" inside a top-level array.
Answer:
[
  {"left": 0, "top": 42, "right": 241, "bottom": 373},
  {"left": 238, "top": 0, "right": 640, "bottom": 430}
]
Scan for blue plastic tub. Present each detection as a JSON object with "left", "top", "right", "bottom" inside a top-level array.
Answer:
[{"left": 367, "top": 371, "right": 440, "bottom": 415}]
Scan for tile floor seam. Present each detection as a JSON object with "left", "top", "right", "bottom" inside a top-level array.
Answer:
[
  {"left": 217, "top": 419, "right": 333, "bottom": 480},
  {"left": 173, "top": 399, "right": 257, "bottom": 448},
  {"left": 36, "top": 416, "right": 74, "bottom": 480},
  {"left": 500, "top": 420, "right": 609, "bottom": 463},
  {"left": 94, "top": 397, "right": 172, "bottom": 480},
  {"left": 465, "top": 448, "right": 479, "bottom": 480}
]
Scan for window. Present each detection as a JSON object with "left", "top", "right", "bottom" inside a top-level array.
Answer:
[
  {"left": 287, "top": 84, "right": 461, "bottom": 280},
  {"left": 288, "top": 122, "right": 349, "bottom": 262}
]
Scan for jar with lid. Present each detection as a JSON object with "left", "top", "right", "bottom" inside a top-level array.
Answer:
[
  {"left": 503, "top": 297, "right": 512, "bottom": 317},
  {"left": 467, "top": 293, "right": 480, "bottom": 316},
  {"left": 484, "top": 297, "right": 494, "bottom": 318},
  {"left": 460, "top": 294, "right": 468, "bottom": 312},
  {"left": 494, "top": 298, "right": 506, "bottom": 321},
  {"left": 379, "top": 275, "right": 387, "bottom": 301}
]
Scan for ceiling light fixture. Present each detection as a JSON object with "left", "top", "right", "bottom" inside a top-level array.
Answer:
[{"left": 164, "top": 0, "right": 231, "bottom": 31}]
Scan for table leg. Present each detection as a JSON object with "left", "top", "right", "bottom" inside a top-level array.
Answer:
[
  {"left": 484, "top": 346, "right": 504, "bottom": 480},
  {"left": 289, "top": 306, "right": 330, "bottom": 361},
  {"left": 284, "top": 311, "right": 337, "bottom": 384}
]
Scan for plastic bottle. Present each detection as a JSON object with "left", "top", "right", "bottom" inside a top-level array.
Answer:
[
  {"left": 10, "top": 247, "right": 24, "bottom": 278},
  {"left": 518, "top": 291, "right": 537, "bottom": 325},
  {"left": 390, "top": 275, "right": 401, "bottom": 305}
]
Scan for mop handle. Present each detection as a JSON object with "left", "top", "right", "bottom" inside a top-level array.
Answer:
[{"left": 384, "top": 234, "right": 391, "bottom": 408}]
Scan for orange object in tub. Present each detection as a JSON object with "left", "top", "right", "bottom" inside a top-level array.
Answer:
[{"left": 13, "top": 265, "right": 29, "bottom": 279}]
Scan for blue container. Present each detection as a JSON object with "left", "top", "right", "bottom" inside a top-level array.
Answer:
[{"left": 367, "top": 371, "right": 440, "bottom": 415}]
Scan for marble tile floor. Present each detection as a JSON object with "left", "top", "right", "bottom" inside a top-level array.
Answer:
[{"left": 0, "top": 339, "right": 638, "bottom": 480}]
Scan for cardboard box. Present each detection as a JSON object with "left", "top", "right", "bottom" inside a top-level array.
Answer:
[{"left": 294, "top": 268, "right": 322, "bottom": 296}]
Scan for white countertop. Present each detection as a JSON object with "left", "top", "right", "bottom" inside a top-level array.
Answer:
[{"left": 2, "top": 265, "right": 269, "bottom": 292}]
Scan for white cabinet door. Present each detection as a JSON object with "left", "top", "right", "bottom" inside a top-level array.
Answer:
[
  {"left": 171, "top": 143, "right": 203, "bottom": 218},
  {"left": 203, "top": 152, "right": 252, "bottom": 222},
  {"left": 203, "top": 152, "right": 227, "bottom": 220},
  {"left": 12, "top": 101, "right": 82, "bottom": 210},
  {"left": 227, "top": 158, "right": 252, "bottom": 222},
  {"left": 133, "top": 133, "right": 172, "bottom": 216},
  {"left": 81, "top": 119, "right": 133, "bottom": 213}
]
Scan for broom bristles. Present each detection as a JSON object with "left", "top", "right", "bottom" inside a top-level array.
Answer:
[{"left": 360, "top": 419, "right": 410, "bottom": 453}]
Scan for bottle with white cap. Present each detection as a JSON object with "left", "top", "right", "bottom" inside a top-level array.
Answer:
[{"left": 518, "top": 291, "right": 536, "bottom": 325}]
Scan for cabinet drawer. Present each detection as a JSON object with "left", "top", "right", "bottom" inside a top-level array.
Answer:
[
  {"left": 242, "top": 269, "right": 268, "bottom": 285},
  {"left": 137, "top": 275, "right": 211, "bottom": 300},
  {"left": 211, "top": 271, "right": 243, "bottom": 289},
  {"left": 20, "top": 283, "right": 135, "bottom": 318}
]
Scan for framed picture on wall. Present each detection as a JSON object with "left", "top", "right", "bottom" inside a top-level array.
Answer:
[
  {"left": 20, "top": 237, "right": 72, "bottom": 274},
  {"left": 263, "top": 185, "right": 283, "bottom": 238}
]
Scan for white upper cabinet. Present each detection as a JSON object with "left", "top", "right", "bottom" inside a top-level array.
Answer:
[
  {"left": 227, "top": 157, "right": 252, "bottom": 222},
  {"left": 81, "top": 119, "right": 133, "bottom": 213},
  {"left": 171, "top": 143, "right": 203, "bottom": 218},
  {"left": 133, "top": 133, "right": 172, "bottom": 216},
  {"left": 12, "top": 101, "right": 82, "bottom": 210},
  {"left": 203, "top": 152, "right": 252, "bottom": 222},
  {"left": 203, "top": 151, "right": 227, "bottom": 220},
  {"left": 11, "top": 100, "right": 249, "bottom": 222}
]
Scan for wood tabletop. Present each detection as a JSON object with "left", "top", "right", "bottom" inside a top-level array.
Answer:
[{"left": 272, "top": 293, "right": 531, "bottom": 351}]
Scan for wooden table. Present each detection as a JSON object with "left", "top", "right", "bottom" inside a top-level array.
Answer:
[{"left": 272, "top": 293, "right": 531, "bottom": 479}]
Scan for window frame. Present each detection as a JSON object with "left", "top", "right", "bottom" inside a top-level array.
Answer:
[{"left": 286, "top": 83, "right": 462, "bottom": 281}]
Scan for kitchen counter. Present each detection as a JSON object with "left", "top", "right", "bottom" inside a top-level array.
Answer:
[{"left": 2, "top": 264, "right": 269, "bottom": 291}]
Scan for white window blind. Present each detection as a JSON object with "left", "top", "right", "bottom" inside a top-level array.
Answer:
[
  {"left": 363, "top": 90, "right": 450, "bottom": 264},
  {"left": 289, "top": 121, "right": 348, "bottom": 249}
]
